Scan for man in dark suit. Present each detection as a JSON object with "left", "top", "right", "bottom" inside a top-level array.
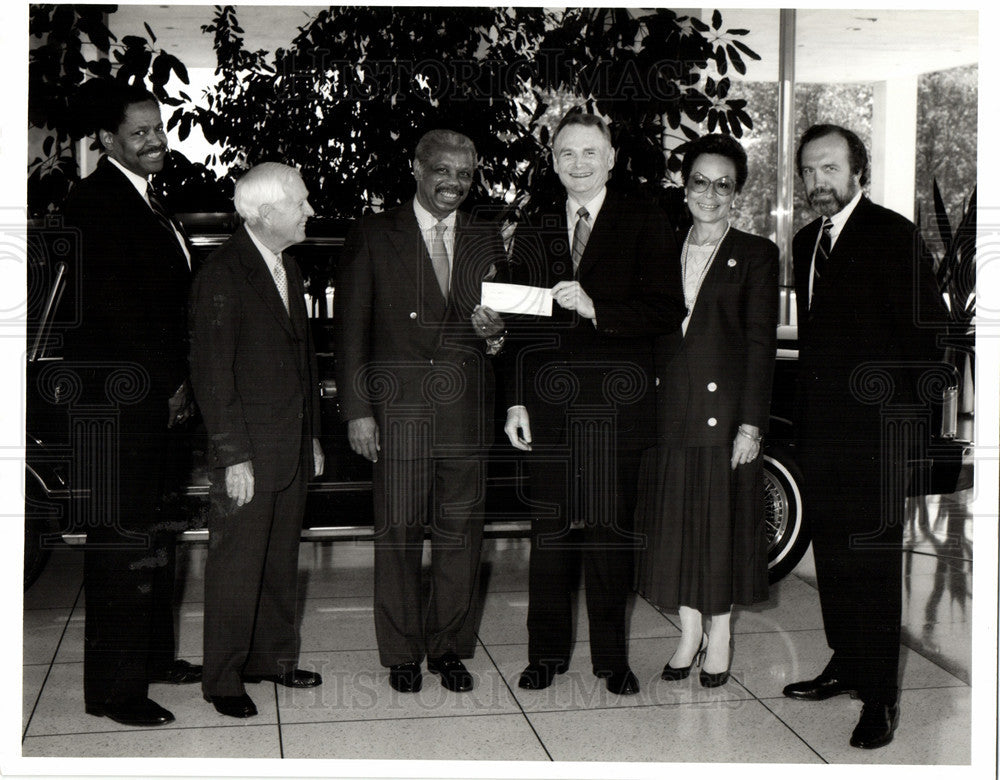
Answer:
[
  {"left": 334, "top": 130, "right": 505, "bottom": 694},
  {"left": 501, "top": 110, "right": 685, "bottom": 695},
  {"left": 782, "top": 125, "right": 947, "bottom": 748},
  {"left": 189, "top": 163, "right": 325, "bottom": 719},
  {"left": 61, "top": 82, "right": 201, "bottom": 728}
]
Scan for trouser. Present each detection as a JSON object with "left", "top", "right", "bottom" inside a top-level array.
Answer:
[
  {"left": 202, "top": 462, "right": 307, "bottom": 697},
  {"left": 372, "top": 455, "right": 486, "bottom": 667}
]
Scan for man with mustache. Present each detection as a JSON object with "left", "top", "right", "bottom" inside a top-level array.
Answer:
[
  {"left": 783, "top": 125, "right": 947, "bottom": 748},
  {"left": 61, "top": 82, "right": 200, "bottom": 727},
  {"left": 189, "top": 163, "right": 325, "bottom": 718},
  {"left": 335, "top": 130, "right": 506, "bottom": 694}
]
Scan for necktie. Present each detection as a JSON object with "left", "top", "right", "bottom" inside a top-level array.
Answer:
[
  {"left": 572, "top": 206, "right": 591, "bottom": 273},
  {"left": 147, "top": 184, "right": 187, "bottom": 257},
  {"left": 814, "top": 217, "right": 833, "bottom": 283},
  {"left": 273, "top": 255, "right": 290, "bottom": 314},
  {"left": 430, "top": 222, "right": 450, "bottom": 299}
]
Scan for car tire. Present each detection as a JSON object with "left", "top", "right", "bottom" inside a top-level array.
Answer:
[{"left": 762, "top": 446, "right": 809, "bottom": 583}]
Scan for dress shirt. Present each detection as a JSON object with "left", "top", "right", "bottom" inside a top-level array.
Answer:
[
  {"left": 808, "top": 188, "right": 863, "bottom": 305},
  {"left": 107, "top": 156, "right": 191, "bottom": 268},
  {"left": 414, "top": 199, "right": 457, "bottom": 271},
  {"left": 565, "top": 187, "right": 607, "bottom": 252}
]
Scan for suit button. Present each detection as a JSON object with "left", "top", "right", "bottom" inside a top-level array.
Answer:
[
  {"left": 655, "top": 377, "right": 660, "bottom": 387},
  {"left": 707, "top": 417, "right": 717, "bottom": 427},
  {"left": 297, "top": 412, "right": 303, "bottom": 419},
  {"left": 409, "top": 312, "right": 417, "bottom": 319},
  {"left": 429, "top": 358, "right": 434, "bottom": 365},
  {"left": 707, "top": 382, "right": 717, "bottom": 392}
]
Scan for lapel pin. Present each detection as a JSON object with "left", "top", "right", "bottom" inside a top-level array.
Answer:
[{"left": 727, "top": 258, "right": 737, "bottom": 267}]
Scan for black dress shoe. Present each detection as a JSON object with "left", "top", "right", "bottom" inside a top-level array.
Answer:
[
  {"left": 243, "top": 669, "right": 322, "bottom": 688},
  {"left": 427, "top": 652, "right": 473, "bottom": 692},
  {"left": 206, "top": 692, "right": 258, "bottom": 718},
  {"left": 389, "top": 662, "right": 422, "bottom": 693},
  {"left": 86, "top": 698, "right": 175, "bottom": 727},
  {"left": 850, "top": 702, "right": 899, "bottom": 749},
  {"left": 149, "top": 659, "right": 203, "bottom": 685},
  {"left": 596, "top": 667, "right": 640, "bottom": 695},
  {"left": 518, "top": 661, "right": 568, "bottom": 690},
  {"left": 783, "top": 672, "right": 858, "bottom": 700}
]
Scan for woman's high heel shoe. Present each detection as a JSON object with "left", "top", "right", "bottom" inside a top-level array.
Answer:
[
  {"left": 661, "top": 635, "right": 708, "bottom": 682},
  {"left": 699, "top": 638, "right": 735, "bottom": 688}
]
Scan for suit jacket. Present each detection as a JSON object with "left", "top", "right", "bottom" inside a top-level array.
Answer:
[
  {"left": 503, "top": 189, "right": 685, "bottom": 450},
  {"left": 792, "top": 196, "right": 947, "bottom": 447},
  {"left": 656, "top": 228, "right": 779, "bottom": 447},
  {"left": 189, "top": 225, "right": 320, "bottom": 492},
  {"left": 62, "top": 156, "right": 190, "bottom": 401},
  {"left": 333, "top": 201, "right": 506, "bottom": 459}
]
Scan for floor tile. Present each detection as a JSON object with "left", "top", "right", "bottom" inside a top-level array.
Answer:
[
  {"left": 298, "top": 595, "right": 379, "bottom": 653},
  {"left": 280, "top": 713, "right": 549, "bottom": 760},
  {"left": 733, "top": 629, "right": 967, "bottom": 701},
  {"left": 24, "top": 661, "right": 278, "bottom": 737},
  {"left": 295, "top": 539, "right": 375, "bottom": 600},
  {"left": 272, "top": 647, "right": 519, "bottom": 724},
  {"left": 478, "top": 537, "right": 532, "bottom": 593},
  {"left": 528, "top": 698, "right": 824, "bottom": 763},
  {"left": 486, "top": 637, "right": 749, "bottom": 713},
  {"left": 901, "top": 622, "right": 971, "bottom": 685},
  {"left": 22, "top": 664, "right": 48, "bottom": 735},
  {"left": 763, "top": 686, "right": 971, "bottom": 764},
  {"left": 22, "top": 723, "right": 283, "bottom": 758},
  {"left": 22, "top": 607, "right": 72, "bottom": 667}
]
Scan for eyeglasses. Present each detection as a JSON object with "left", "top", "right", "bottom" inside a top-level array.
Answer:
[{"left": 687, "top": 173, "right": 736, "bottom": 197}]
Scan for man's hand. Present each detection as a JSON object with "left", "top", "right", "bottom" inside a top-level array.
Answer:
[
  {"left": 348, "top": 417, "right": 380, "bottom": 462},
  {"left": 504, "top": 405, "right": 533, "bottom": 451},
  {"left": 472, "top": 305, "right": 505, "bottom": 338},
  {"left": 312, "top": 437, "right": 325, "bottom": 477},
  {"left": 167, "top": 380, "right": 196, "bottom": 428},
  {"left": 225, "top": 460, "right": 255, "bottom": 506},
  {"left": 551, "top": 281, "right": 595, "bottom": 320}
]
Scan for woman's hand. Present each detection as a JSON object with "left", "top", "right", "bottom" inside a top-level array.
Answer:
[{"left": 731, "top": 424, "right": 761, "bottom": 470}]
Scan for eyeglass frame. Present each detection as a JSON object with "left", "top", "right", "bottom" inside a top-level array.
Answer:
[{"left": 686, "top": 172, "right": 737, "bottom": 198}]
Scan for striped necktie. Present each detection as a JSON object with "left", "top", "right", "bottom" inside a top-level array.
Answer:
[
  {"left": 430, "top": 222, "right": 450, "bottom": 298},
  {"left": 814, "top": 217, "right": 833, "bottom": 283},
  {"left": 147, "top": 184, "right": 188, "bottom": 259},
  {"left": 572, "top": 206, "right": 591, "bottom": 273}
]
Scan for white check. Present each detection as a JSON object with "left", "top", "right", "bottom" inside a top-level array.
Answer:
[{"left": 481, "top": 282, "right": 553, "bottom": 316}]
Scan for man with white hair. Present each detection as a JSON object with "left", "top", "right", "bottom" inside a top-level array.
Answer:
[{"left": 189, "top": 162, "right": 325, "bottom": 719}]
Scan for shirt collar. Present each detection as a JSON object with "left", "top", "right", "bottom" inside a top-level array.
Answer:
[
  {"left": 413, "top": 198, "right": 458, "bottom": 232},
  {"left": 107, "top": 156, "right": 150, "bottom": 198},
  {"left": 245, "top": 225, "right": 282, "bottom": 272},
  {"left": 826, "top": 188, "right": 864, "bottom": 239},
  {"left": 567, "top": 187, "right": 607, "bottom": 224}
]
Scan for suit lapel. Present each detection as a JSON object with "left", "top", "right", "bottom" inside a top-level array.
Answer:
[
  {"left": 385, "top": 202, "right": 448, "bottom": 316},
  {"left": 235, "top": 227, "right": 297, "bottom": 339},
  {"left": 684, "top": 228, "right": 737, "bottom": 336}
]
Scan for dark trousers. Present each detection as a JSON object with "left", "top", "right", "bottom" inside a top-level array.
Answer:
[
  {"left": 525, "top": 446, "right": 642, "bottom": 674},
  {"left": 202, "top": 462, "right": 307, "bottom": 697},
  {"left": 372, "top": 456, "right": 485, "bottom": 667},
  {"left": 82, "top": 406, "right": 189, "bottom": 707},
  {"left": 801, "top": 443, "right": 905, "bottom": 705}
]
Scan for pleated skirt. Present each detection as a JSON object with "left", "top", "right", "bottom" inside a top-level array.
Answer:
[{"left": 635, "top": 444, "right": 769, "bottom": 615}]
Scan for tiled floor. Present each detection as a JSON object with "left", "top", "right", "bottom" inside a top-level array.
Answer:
[{"left": 19, "top": 490, "right": 974, "bottom": 772}]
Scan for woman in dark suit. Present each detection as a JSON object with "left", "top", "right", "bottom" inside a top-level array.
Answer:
[{"left": 636, "top": 134, "right": 779, "bottom": 687}]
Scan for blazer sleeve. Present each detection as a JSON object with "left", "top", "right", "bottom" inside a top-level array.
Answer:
[
  {"left": 738, "top": 238, "right": 781, "bottom": 429},
  {"left": 188, "top": 259, "right": 254, "bottom": 469},
  {"left": 589, "top": 202, "right": 686, "bottom": 338},
  {"left": 333, "top": 220, "right": 376, "bottom": 422}
]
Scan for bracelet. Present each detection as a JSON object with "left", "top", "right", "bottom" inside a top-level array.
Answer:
[{"left": 737, "top": 426, "right": 763, "bottom": 443}]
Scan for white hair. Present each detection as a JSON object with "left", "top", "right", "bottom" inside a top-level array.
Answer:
[{"left": 233, "top": 163, "right": 303, "bottom": 224}]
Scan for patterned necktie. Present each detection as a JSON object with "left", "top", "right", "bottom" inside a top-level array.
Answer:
[
  {"left": 273, "top": 255, "right": 290, "bottom": 314},
  {"left": 572, "top": 206, "right": 591, "bottom": 273},
  {"left": 814, "top": 217, "right": 834, "bottom": 283},
  {"left": 147, "top": 184, "right": 187, "bottom": 257},
  {"left": 430, "top": 222, "right": 450, "bottom": 299}
]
